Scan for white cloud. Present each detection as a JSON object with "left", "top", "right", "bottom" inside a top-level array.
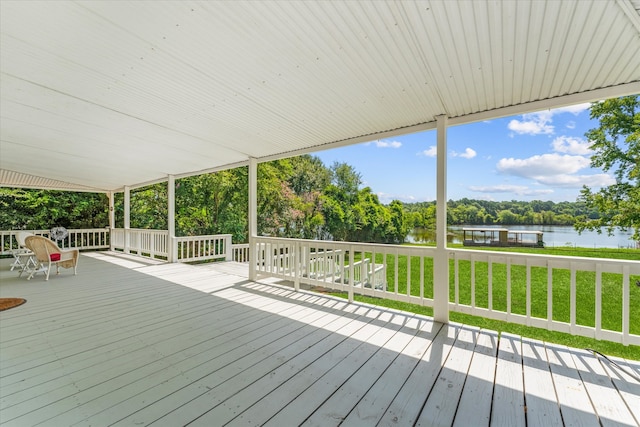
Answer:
[
  {"left": 373, "top": 139, "right": 402, "bottom": 148},
  {"left": 551, "top": 136, "right": 593, "bottom": 155},
  {"left": 469, "top": 185, "right": 554, "bottom": 196},
  {"left": 497, "top": 153, "right": 590, "bottom": 177},
  {"left": 377, "top": 192, "right": 420, "bottom": 204},
  {"left": 496, "top": 153, "right": 614, "bottom": 189},
  {"left": 421, "top": 146, "right": 437, "bottom": 157},
  {"left": 507, "top": 102, "right": 590, "bottom": 136},
  {"left": 535, "top": 173, "right": 615, "bottom": 188},
  {"left": 565, "top": 121, "right": 576, "bottom": 129},
  {"left": 508, "top": 116, "right": 554, "bottom": 135},
  {"left": 451, "top": 148, "right": 477, "bottom": 159}
]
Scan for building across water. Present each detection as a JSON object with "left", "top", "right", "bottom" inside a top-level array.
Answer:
[{"left": 462, "top": 228, "right": 544, "bottom": 248}]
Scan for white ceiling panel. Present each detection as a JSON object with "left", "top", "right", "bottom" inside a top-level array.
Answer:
[{"left": 1, "top": 0, "right": 639, "bottom": 192}]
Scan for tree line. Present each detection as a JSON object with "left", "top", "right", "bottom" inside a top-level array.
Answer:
[{"left": 404, "top": 198, "right": 599, "bottom": 229}]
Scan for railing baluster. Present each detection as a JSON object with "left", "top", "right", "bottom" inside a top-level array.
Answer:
[
  {"left": 570, "top": 263, "right": 576, "bottom": 335},
  {"left": 547, "top": 261, "right": 553, "bottom": 329},
  {"left": 526, "top": 259, "right": 531, "bottom": 326},
  {"left": 488, "top": 260, "right": 493, "bottom": 312},
  {"left": 622, "top": 265, "right": 630, "bottom": 346},
  {"left": 506, "top": 257, "right": 512, "bottom": 319},
  {"left": 595, "top": 263, "right": 602, "bottom": 340},
  {"left": 471, "top": 255, "right": 475, "bottom": 309}
]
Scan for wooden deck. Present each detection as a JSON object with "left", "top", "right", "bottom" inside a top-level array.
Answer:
[{"left": 1, "top": 252, "right": 638, "bottom": 427}]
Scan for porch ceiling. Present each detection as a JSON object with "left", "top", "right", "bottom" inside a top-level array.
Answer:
[{"left": 1, "top": 1, "right": 639, "bottom": 193}]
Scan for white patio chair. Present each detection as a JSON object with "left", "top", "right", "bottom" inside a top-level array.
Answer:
[
  {"left": 9, "top": 231, "right": 35, "bottom": 273},
  {"left": 23, "top": 235, "right": 79, "bottom": 281}
]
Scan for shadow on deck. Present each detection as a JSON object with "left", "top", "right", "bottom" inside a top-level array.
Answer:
[{"left": 0, "top": 252, "right": 638, "bottom": 426}]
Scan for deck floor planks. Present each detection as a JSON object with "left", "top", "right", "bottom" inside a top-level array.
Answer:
[
  {"left": 452, "top": 329, "right": 499, "bottom": 427},
  {"left": 521, "top": 337, "right": 564, "bottom": 427},
  {"left": 414, "top": 326, "right": 479, "bottom": 427},
  {"left": 74, "top": 293, "right": 355, "bottom": 426},
  {"left": 0, "top": 286, "right": 265, "bottom": 388},
  {"left": 376, "top": 324, "right": 462, "bottom": 426},
  {"left": 161, "top": 305, "right": 407, "bottom": 426},
  {"left": 299, "top": 314, "right": 431, "bottom": 427},
  {"left": 1, "top": 289, "right": 289, "bottom": 412},
  {"left": 2, "top": 288, "right": 312, "bottom": 425},
  {"left": 187, "top": 306, "right": 399, "bottom": 426},
  {"left": 0, "top": 287, "right": 241, "bottom": 369},
  {"left": 37, "top": 289, "right": 343, "bottom": 426},
  {"left": 604, "top": 358, "right": 640, "bottom": 423},
  {"left": 260, "top": 315, "right": 437, "bottom": 427},
  {"left": 570, "top": 348, "right": 637, "bottom": 426},
  {"left": 109, "top": 290, "right": 378, "bottom": 426},
  {"left": 335, "top": 317, "right": 442, "bottom": 426},
  {"left": 546, "top": 342, "right": 601, "bottom": 427},
  {"left": 1, "top": 254, "right": 638, "bottom": 427},
  {"left": 490, "top": 333, "right": 526, "bottom": 427}
]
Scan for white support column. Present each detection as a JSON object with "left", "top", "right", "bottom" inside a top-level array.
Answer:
[
  {"left": 433, "top": 115, "right": 449, "bottom": 324},
  {"left": 108, "top": 191, "right": 115, "bottom": 251},
  {"left": 168, "top": 175, "right": 177, "bottom": 262},
  {"left": 248, "top": 157, "right": 258, "bottom": 281},
  {"left": 124, "top": 185, "right": 131, "bottom": 254}
]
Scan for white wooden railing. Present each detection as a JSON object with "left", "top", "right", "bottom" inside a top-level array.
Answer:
[
  {"left": 2, "top": 228, "right": 245, "bottom": 263},
  {"left": 111, "top": 229, "right": 244, "bottom": 263},
  {"left": 0, "top": 228, "right": 110, "bottom": 254},
  {"left": 449, "top": 249, "right": 640, "bottom": 346},
  {"left": 111, "top": 228, "right": 169, "bottom": 260},
  {"left": 175, "top": 234, "right": 232, "bottom": 263},
  {"left": 232, "top": 243, "right": 250, "bottom": 263},
  {"left": 253, "top": 236, "right": 640, "bottom": 346}
]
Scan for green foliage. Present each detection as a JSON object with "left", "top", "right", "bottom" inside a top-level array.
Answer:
[
  {"left": 406, "top": 198, "right": 598, "bottom": 229},
  {"left": 0, "top": 188, "right": 108, "bottom": 230},
  {"left": 575, "top": 95, "right": 640, "bottom": 240}
]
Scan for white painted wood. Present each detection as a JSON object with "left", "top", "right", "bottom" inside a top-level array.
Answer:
[
  {"left": 433, "top": 114, "right": 449, "bottom": 324},
  {"left": 1, "top": 255, "right": 637, "bottom": 427},
  {"left": 622, "top": 266, "right": 630, "bottom": 346},
  {"left": 491, "top": 333, "right": 525, "bottom": 427},
  {"left": 570, "top": 348, "right": 637, "bottom": 426},
  {"left": 452, "top": 330, "right": 498, "bottom": 427},
  {"left": 336, "top": 318, "right": 442, "bottom": 426},
  {"left": 296, "top": 312, "right": 420, "bottom": 426},
  {"left": 601, "top": 357, "right": 640, "bottom": 423},
  {"left": 545, "top": 343, "right": 600, "bottom": 427},
  {"left": 248, "top": 156, "right": 257, "bottom": 281},
  {"left": 414, "top": 326, "right": 478, "bottom": 427},
  {"left": 595, "top": 264, "right": 602, "bottom": 340},
  {"left": 377, "top": 324, "right": 460, "bottom": 426},
  {"left": 124, "top": 186, "right": 130, "bottom": 254},
  {"left": 261, "top": 311, "right": 426, "bottom": 427},
  {"left": 521, "top": 338, "right": 563, "bottom": 427}
]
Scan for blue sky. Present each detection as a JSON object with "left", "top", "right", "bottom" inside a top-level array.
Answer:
[{"left": 313, "top": 103, "right": 613, "bottom": 204}]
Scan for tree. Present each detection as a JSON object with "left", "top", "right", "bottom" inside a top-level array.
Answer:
[{"left": 574, "top": 95, "right": 639, "bottom": 241}]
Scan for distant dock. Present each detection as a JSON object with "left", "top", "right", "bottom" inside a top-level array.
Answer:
[{"left": 462, "top": 227, "right": 544, "bottom": 248}]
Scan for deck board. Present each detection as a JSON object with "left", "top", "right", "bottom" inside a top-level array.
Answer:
[{"left": 1, "top": 252, "right": 638, "bottom": 427}]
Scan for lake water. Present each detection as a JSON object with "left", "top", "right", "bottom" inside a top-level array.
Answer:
[{"left": 407, "top": 225, "right": 638, "bottom": 249}]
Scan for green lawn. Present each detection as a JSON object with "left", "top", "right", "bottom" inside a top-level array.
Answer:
[{"left": 337, "top": 245, "right": 640, "bottom": 360}]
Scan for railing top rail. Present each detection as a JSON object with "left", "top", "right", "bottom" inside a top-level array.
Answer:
[
  {"left": 253, "top": 236, "right": 437, "bottom": 252},
  {"left": 448, "top": 247, "right": 640, "bottom": 266},
  {"left": 176, "top": 234, "right": 233, "bottom": 241}
]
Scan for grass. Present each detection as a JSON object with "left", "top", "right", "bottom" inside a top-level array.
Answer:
[{"left": 337, "top": 245, "right": 640, "bottom": 360}]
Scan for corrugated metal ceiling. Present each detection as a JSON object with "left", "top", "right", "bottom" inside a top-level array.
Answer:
[{"left": 1, "top": 0, "right": 639, "bottom": 192}]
